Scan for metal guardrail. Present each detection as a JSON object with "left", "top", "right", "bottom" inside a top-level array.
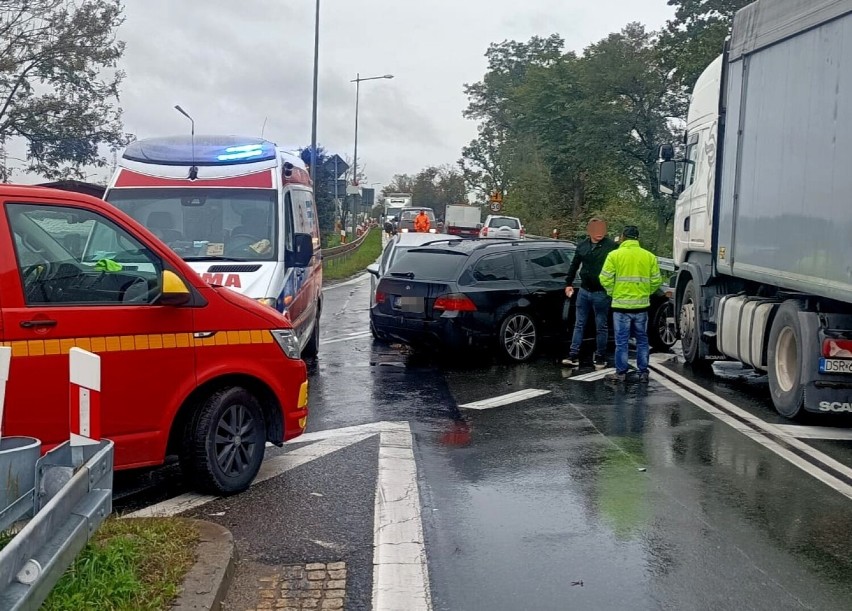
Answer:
[
  {"left": 0, "top": 439, "right": 114, "bottom": 610},
  {"left": 323, "top": 226, "right": 376, "bottom": 268}
]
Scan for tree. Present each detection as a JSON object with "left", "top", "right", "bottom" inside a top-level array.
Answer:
[
  {"left": 382, "top": 174, "right": 415, "bottom": 196},
  {"left": 300, "top": 145, "right": 341, "bottom": 242},
  {"left": 0, "top": 0, "right": 129, "bottom": 180},
  {"left": 659, "top": 0, "right": 752, "bottom": 90}
]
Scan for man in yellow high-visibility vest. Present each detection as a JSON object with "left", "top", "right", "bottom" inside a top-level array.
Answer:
[{"left": 599, "top": 226, "right": 662, "bottom": 383}]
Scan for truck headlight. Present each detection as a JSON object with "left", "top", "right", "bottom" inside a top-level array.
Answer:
[
  {"left": 257, "top": 298, "right": 277, "bottom": 308},
  {"left": 271, "top": 329, "right": 301, "bottom": 359}
]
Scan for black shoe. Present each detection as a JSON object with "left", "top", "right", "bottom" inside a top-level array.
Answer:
[
  {"left": 638, "top": 372, "right": 650, "bottom": 384},
  {"left": 594, "top": 355, "right": 608, "bottom": 370},
  {"left": 605, "top": 372, "right": 627, "bottom": 383}
]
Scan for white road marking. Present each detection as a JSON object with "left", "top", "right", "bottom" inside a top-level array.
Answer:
[
  {"left": 320, "top": 331, "right": 373, "bottom": 346},
  {"left": 124, "top": 419, "right": 433, "bottom": 610},
  {"left": 322, "top": 273, "right": 369, "bottom": 291},
  {"left": 775, "top": 425, "right": 852, "bottom": 441},
  {"left": 124, "top": 433, "right": 372, "bottom": 518},
  {"left": 650, "top": 369, "right": 852, "bottom": 502},
  {"left": 372, "top": 422, "right": 432, "bottom": 611},
  {"left": 568, "top": 368, "right": 615, "bottom": 382},
  {"left": 459, "top": 388, "right": 550, "bottom": 410}
]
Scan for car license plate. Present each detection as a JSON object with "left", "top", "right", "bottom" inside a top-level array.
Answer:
[
  {"left": 392, "top": 296, "right": 423, "bottom": 313},
  {"left": 819, "top": 358, "right": 852, "bottom": 374}
]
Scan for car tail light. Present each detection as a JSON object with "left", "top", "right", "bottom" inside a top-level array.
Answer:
[
  {"left": 375, "top": 291, "right": 386, "bottom": 304},
  {"left": 520, "top": 227, "right": 526, "bottom": 238},
  {"left": 823, "top": 338, "right": 852, "bottom": 358},
  {"left": 434, "top": 293, "right": 477, "bottom": 312},
  {"left": 482, "top": 227, "right": 488, "bottom": 236}
]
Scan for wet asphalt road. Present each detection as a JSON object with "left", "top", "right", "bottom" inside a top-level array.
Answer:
[{"left": 116, "top": 272, "right": 852, "bottom": 610}]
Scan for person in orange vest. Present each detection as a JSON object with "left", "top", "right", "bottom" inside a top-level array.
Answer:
[{"left": 414, "top": 210, "right": 431, "bottom": 233}]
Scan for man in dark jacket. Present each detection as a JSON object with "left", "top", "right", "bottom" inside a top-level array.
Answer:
[{"left": 562, "top": 218, "right": 618, "bottom": 369}]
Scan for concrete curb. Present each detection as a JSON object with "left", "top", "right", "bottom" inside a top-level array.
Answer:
[{"left": 171, "top": 519, "right": 237, "bottom": 611}]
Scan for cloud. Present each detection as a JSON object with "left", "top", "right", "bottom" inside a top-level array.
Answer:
[{"left": 10, "top": 0, "right": 674, "bottom": 186}]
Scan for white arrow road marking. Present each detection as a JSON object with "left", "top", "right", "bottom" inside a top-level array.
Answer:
[
  {"left": 459, "top": 388, "right": 550, "bottom": 410},
  {"left": 125, "top": 433, "right": 373, "bottom": 518},
  {"left": 372, "top": 422, "right": 432, "bottom": 611},
  {"left": 125, "top": 420, "right": 433, "bottom": 610}
]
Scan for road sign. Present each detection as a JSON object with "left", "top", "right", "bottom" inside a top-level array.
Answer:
[
  {"left": 346, "top": 184, "right": 360, "bottom": 196},
  {"left": 323, "top": 154, "right": 349, "bottom": 178},
  {"left": 489, "top": 190, "right": 503, "bottom": 203},
  {"left": 489, "top": 201, "right": 503, "bottom": 213}
]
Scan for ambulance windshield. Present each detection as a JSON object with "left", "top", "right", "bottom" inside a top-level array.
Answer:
[{"left": 107, "top": 188, "right": 278, "bottom": 261}]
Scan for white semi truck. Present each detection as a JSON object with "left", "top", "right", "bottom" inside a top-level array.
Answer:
[{"left": 658, "top": 0, "right": 852, "bottom": 418}]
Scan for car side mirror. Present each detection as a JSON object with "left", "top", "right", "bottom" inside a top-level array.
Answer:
[
  {"left": 160, "top": 270, "right": 191, "bottom": 306},
  {"left": 366, "top": 263, "right": 380, "bottom": 277},
  {"left": 658, "top": 160, "right": 679, "bottom": 196},
  {"left": 476, "top": 223, "right": 483, "bottom": 230},
  {"left": 290, "top": 233, "right": 314, "bottom": 267}
]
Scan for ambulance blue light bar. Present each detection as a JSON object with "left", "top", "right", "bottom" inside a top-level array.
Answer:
[{"left": 123, "top": 135, "right": 277, "bottom": 166}]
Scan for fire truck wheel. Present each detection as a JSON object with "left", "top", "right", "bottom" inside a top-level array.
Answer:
[{"left": 182, "top": 386, "right": 267, "bottom": 495}]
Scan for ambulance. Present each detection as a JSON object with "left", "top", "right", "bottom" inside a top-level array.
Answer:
[
  {"left": 104, "top": 135, "right": 323, "bottom": 357},
  {"left": 0, "top": 184, "right": 309, "bottom": 494}
]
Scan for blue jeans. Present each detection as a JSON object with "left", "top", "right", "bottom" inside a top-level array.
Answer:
[
  {"left": 614, "top": 311, "right": 649, "bottom": 375},
  {"left": 569, "top": 289, "right": 610, "bottom": 358}
]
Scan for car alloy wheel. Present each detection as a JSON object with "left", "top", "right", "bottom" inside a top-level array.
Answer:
[{"left": 501, "top": 312, "right": 537, "bottom": 362}]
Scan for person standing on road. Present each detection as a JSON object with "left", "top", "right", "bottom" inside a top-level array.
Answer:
[
  {"left": 414, "top": 209, "right": 431, "bottom": 233},
  {"left": 599, "top": 225, "right": 662, "bottom": 384},
  {"left": 562, "top": 218, "right": 618, "bottom": 369}
]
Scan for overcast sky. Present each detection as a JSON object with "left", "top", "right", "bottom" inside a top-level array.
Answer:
[{"left": 22, "top": 0, "right": 675, "bottom": 186}]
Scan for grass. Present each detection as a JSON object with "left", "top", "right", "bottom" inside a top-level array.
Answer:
[
  {"left": 323, "top": 227, "right": 381, "bottom": 281},
  {"left": 42, "top": 517, "right": 198, "bottom": 611}
]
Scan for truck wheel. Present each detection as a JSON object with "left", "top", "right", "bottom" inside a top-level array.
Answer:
[
  {"left": 301, "top": 308, "right": 320, "bottom": 358},
  {"left": 182, "top": 387, "right": 267, "bottom": 495},
  {"left": 680, "top": 280, "right": 707, "bottom": 366},
  {"left": 767, "top": 301, "right": 806, "bottom": 420},
  {"left": 499, "top": 311, "right": 538, "bottom": 362}
]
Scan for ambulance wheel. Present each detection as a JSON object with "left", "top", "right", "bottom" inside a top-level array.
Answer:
[
  {"left": 182, "top": 387, "right": 266, "bottom": 495},
  {"left": 302, "top": 312, "right": 320, "bottom": 358}
]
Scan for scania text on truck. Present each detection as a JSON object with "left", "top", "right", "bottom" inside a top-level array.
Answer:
[
  {"left": 0, "top": 185, "right": 309, "bottom": 494},
  {"left": 104, "top": 135, "right": 322, "bottom": 358},
  {"left": 658, "top": 0, "right": 852, "bottom": 418}
]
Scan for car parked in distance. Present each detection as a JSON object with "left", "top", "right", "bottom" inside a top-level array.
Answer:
[
  {"left": 397, "top": 208, "right": 436, "bottom": 233},
  {"left": 479, "top": 215, "right": 524, "bottom": 240},
  {"left": 371, "top": 239, "right": 675, "bottom": 361}
]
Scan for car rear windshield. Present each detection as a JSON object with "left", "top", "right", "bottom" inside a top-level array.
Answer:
[
  {"left": 488, "top": 217, "right": 519, "bottom": 229},
  {"left": 386, "top": 249, "right": 467, "bottom": 281},
  {"left": 401, "top": 209, "right": 435, "bottom": 221}
]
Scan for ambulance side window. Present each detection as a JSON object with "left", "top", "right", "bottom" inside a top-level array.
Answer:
[
  {"left": 284, "top": 192, "right": 295, "bottom": 253},
  {"left": 7, "top": 203, "right": 163, "bottom": 306}
]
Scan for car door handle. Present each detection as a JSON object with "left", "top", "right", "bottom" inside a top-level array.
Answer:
[{"left": 20, "top": 319, "right": 57, "bottom": 329}]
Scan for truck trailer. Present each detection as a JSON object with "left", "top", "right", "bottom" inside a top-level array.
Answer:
[
  {"left": 658, "top": 0, "right": 852, "bottom": 418},
  {"left": 445, "top": 204, "right": 482, "bottom": 238}
]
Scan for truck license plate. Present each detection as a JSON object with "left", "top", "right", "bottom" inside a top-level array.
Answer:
[{"left": 819, "top": 358, "right": 852, "bottom": 374}]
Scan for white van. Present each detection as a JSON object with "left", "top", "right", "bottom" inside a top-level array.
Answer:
[{"left": 104, "top": 135, "right": 323, "bottom": 356}]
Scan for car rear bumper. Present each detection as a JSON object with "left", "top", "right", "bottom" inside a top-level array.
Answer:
[{"left": 371, "top": 311, "right": 488, "bottom": 350}]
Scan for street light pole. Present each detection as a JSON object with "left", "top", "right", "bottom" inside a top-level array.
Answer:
[
  {"left": 350, "top": 73, "right": 393, "bottom": 235},
  {"left": 350, "top": 73, "right": 394, "bottom": 186},
  {"left": 309, "top": 0, "right": 320, "bottom": 189}
]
